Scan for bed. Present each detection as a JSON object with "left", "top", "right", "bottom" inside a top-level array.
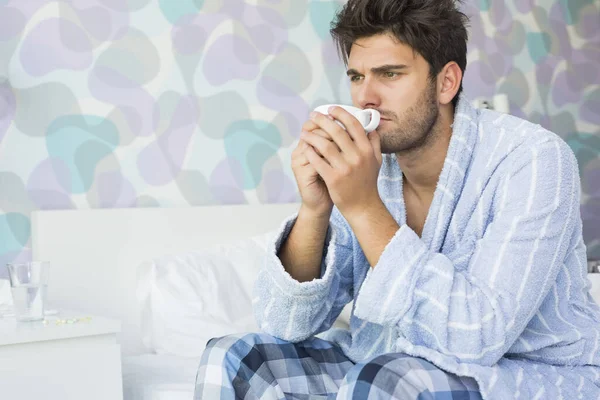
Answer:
[
  {"left": 30, "top": 203, "right": 600, "bottom": 399},
  {"left": 30, "top": 203, "right": 354, "bottom": 399},
  {"left": 121, "top": 353, "right": 200, "bottom": 400}
]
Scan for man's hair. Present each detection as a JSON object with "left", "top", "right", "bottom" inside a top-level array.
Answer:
[{"left": 330, "top": 0, "right": 469, "bottom": 107}]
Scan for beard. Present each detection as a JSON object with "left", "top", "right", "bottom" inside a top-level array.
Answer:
[{"left": 376, "top": 79, "right": 440, "bottom": 154}]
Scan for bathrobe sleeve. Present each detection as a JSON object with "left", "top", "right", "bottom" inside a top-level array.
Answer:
[
  {"left": 253, "top": 208, "right": 355, "bottom": 342},
  {"left": 354, "top": 139, "right": 581, "bottom": 366}
]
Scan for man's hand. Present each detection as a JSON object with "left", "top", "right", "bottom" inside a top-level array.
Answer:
[
  {"left": 291, "top": 121, "right": 335, "bottom": 218},
  {"left": 300, "top": 106, "right": 384, "bottom": 221}
]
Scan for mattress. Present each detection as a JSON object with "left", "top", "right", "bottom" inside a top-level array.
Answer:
[{"left": 122, "top": 354, "right": 201, "bottom": 400}]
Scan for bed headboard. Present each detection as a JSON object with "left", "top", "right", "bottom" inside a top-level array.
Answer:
[{"left": 31, "top": 203, "right": 300, "bottom": 355}]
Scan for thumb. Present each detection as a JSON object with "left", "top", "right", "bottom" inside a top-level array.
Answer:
[{"left": 369, "top": 130, "right": 382, "bottom": 164}]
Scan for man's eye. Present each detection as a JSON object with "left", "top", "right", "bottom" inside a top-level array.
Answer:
[
  {"left": 385, "top": 72, "right": 398, "bottom": 78},
  {"left": 350, "top": 75, "right": 362, "bottom": 82}
]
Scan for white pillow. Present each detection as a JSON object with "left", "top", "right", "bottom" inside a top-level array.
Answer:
[{"left": 137, "top": 232, "right": 273, "bottom": 357}]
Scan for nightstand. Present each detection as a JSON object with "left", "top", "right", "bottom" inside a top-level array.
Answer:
[{"left": 0, "top": 311, "right": 123, "bottom": 400}]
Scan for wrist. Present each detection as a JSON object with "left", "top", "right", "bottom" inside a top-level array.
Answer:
[
  {"left": 342, "top": 197, "right": 386, "bottom": 226},
  {"left": 299, "top": 203, "right": 333, "bottom": 222}
]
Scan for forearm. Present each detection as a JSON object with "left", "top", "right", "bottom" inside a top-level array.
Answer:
[
  {"left": 278, "top": 205, "right": 331, "bottom": 282},
  {"left": 345, "top": 200, "right": 400, "bottom": 268},
  {"left": 254, "top": 207, "right": 355, "bottom": 341}
]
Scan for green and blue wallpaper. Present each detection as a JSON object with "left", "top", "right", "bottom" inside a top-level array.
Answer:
[{"left": 0, "top": 0, "right": 599, "bottom": 271}]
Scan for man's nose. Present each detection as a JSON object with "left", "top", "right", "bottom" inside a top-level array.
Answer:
[{"left": 355, "top": 79, "right": 380, "bottom": 110}]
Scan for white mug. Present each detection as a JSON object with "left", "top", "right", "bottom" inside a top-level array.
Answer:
[{"left": 313, "top": 104, "right": 380, "bottom": 133}]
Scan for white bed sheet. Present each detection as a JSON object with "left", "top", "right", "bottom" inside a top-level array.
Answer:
[{"left": 122, "top": 354, "right": 200, "bottom": 400}]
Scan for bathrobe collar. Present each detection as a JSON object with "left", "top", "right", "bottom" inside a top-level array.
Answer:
[{"left": 378, "top": 94, "right": 479, "bottom": 252}]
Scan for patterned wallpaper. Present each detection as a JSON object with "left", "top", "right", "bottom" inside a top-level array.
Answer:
[{"left": 0, "top": 0, "right": 599, "bottom": 272}]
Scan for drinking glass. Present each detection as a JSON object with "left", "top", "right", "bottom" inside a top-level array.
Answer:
[{"left": 6, "top": 261, "right": 49, "bottom": 322}]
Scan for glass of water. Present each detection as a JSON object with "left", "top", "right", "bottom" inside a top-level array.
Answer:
[{"left": 6, "top": 261, "right": 49, "bottom": 322}]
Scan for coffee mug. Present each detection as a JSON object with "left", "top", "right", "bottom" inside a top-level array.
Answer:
[{"left": 313, "top": 104, "right": 380, "bottom": 133}]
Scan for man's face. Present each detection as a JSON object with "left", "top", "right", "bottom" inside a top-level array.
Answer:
[{"left": 347, "top": 33, "right": 440, "bottom": 154}]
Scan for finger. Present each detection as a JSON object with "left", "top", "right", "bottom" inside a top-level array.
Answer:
[
  {"left": 292, "top": 144, "right": 310, "bottom": 167},
  {"left": 301, "top": 119, "right": 320, "bottom": 133},
  {"left": 301, "top": 115, "right": 335, "bottom": 135},
  {"left": 294, "top": 142, "right": 330, "bottom": 172},
  {"left": 304, "top": 145, "right": 333, "bottom": 182},
  {"left": 293, "top": 139, "right": 308, "bottom": 157},
  {"left": 310, "top": 128, "right": 342, "bottom": 148},
  {"left": 301, "top": 131, "right": 346, "bottom": 169},
  {"left": 369, "top": 130, "right": 383, "bottom": 165},
  {"left": 309, "top": 111, "right": 357, "bottom": 156},
  {"left": 298, "top": 137, "right": 330, "bottom": 160},
  {"left": 326, "top": 106, "right": 370, "bottom": 147}
]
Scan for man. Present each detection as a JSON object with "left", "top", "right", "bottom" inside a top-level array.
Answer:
[{"left": 195, "top": 0, "right": 600, "bottom": 398}]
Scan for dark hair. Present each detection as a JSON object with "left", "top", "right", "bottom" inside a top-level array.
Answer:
[{"left": 330, "top": 0, "right": 469, "bottom": 107}]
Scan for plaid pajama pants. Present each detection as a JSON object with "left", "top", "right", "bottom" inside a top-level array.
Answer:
[{"left": 194, "top": 333, "right": 482, "bottom": 399}]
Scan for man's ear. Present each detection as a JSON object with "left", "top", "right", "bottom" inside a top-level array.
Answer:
[{"left": 437, "top": 61, "right": 462, "bottom": 106}]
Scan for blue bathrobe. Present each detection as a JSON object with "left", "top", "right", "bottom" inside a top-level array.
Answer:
[{"left": 254, "top": 95, "right": 600, "bottom": 399}]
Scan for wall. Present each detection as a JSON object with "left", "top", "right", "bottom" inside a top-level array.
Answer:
[{"left": 0, "top": 0, "right": 598, "bottom": 274}]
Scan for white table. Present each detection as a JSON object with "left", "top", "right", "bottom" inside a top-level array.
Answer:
[{"left": 0, "top": 311, "right": 123, "bottom": 400}]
